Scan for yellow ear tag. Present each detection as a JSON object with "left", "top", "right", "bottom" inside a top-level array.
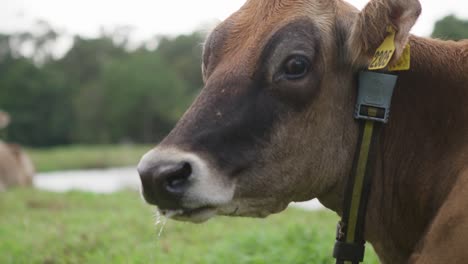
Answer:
[
  {"left": 388, "top": 44, "right": 411, "bottom": 71},
  {"left": 368, "top": 27, "right": 396, "bottom": 70}
]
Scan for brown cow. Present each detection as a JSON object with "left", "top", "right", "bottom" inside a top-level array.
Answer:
[
  {"left": 0, "top": 111, "right": 10, "bottom": 130},
  {"left": 0, "top": 141, "right": 35, "bottom": 191},
  {"left": 0, "top": 112, "right": 35, "bottom": 190},
  {"left": 138, "top": 0, "right": 468, "bottom": 263}
]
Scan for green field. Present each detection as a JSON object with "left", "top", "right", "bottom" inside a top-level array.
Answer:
[
  {"left": 0, "top": 189, "right": 380, "bottom": 264},
  {"left": 16, "top": 145, "right": 380, "bottom": 263},
  {"left": 26, "top": 144, "right": 152, "bottom": 172}
]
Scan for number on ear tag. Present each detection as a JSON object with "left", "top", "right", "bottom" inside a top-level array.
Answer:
[
  {"left": 388, "top": 44, "right": 411, "bottom": 71},
  {"left": 368, "top": 27, "right": 396, "bottom": 70}
]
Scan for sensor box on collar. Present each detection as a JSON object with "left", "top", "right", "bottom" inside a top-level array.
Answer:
[{"left": 355, "top": 71, "right": 398, "bottom": 123}]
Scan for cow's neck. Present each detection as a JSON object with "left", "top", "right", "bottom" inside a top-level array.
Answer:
[
  {"left": 323, "top": 36, "right": 468, "bottom": 263},
  {"left": 366, "top": 36, "right": 468, "bottom": 262}
]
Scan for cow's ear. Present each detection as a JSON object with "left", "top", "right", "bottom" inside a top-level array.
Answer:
[{"left": 348, "top": 0, "right": 421, "bottom": 66}]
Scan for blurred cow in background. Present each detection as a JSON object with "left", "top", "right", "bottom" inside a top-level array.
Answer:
[
  {"left": 0, "top": 111, "right": 10, "bottom": 130},
  {"left": 0, "top": 111, "right": 35, "bottom": 191}
]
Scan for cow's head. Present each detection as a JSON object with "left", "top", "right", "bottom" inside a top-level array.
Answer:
[{"left": 138, "top": 0, "right": 421, "bottom": 222}]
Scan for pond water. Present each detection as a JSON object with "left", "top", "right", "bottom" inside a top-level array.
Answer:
[
  {"left": 34, "top": 167, "right": 141, "bottom": 194},
  {"left": 34, "top": 167, "right": 324, "bottom": 210}
]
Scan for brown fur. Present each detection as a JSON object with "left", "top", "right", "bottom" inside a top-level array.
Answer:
[{"left": 0, "top": 141, "right": 35, "bottom": 191}]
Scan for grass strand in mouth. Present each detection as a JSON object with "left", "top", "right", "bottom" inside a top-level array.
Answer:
[
  {"left": 155, "top": 210, "right": 168, "bottom": 239},
  {"left": 160, "top": 206, "right": 215, "bottom": 218}
]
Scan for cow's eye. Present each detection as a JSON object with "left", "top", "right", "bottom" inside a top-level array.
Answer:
[{"left": 283, "top": 55, "right": 310, "bottom": 80}]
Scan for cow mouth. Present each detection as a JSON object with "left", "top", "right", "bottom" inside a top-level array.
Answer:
[{"left": 158, "top": 206, "right": 217, "bottom": 223}]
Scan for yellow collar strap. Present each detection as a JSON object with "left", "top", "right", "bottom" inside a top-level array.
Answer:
[{"left": 333, "top": 71, "right": 397, "bottom": 264}]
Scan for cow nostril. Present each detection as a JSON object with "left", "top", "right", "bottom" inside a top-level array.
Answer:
[
  {"left": 162, "top": 162, "right": 192, "bottom": 193},
  {"left": 138, "top": 157, "right": 194, "bottom": 207}
]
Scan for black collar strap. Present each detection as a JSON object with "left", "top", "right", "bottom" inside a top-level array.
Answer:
[{"left": 333, "top": 71, "right": 398, "bottom": 264}]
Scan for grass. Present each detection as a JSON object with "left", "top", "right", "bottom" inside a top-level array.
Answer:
[
  {"left": 0, "top": 189, "right": 380, "bottom": 264},
  {"left": 26, "top": 144, "right": 153, "bottom": 172},
  {"left": 17, "top": 145, "right": 381, "bottom": 262}
]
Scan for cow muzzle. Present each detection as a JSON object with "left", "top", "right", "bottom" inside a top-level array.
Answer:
[{"left": 137, "top": 147, "right": 235, "bottom": 222}]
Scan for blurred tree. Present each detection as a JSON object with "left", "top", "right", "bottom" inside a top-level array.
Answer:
[
  {"left": 6, "top": 20, "right": 60, "bottom": 65},
  {"left": 0, "top": 34, "right": 11, "bottom": 61},
  {"left": 55, "top": 35, "right": 129, "bottom": 143},
  {"left": 431, "top": 15, "right": 468, "bottom": 41},
  {"left": 72, "top": 49, "right": 192, "bottom": 143},
  {"left": 0, "top": 56, "right": 70, "bottom": 146},
  {"left": 0, "top": 25, "right": 206, "bottom": 146},
  {"left": 57, "top": 35, "right": 128, "bottom": 87},
  {"left": 156, "top": 32, "right": 205, "bottom": 94},
  {"left": 108, "top": 49, "right": 192, "bottom": 142}
]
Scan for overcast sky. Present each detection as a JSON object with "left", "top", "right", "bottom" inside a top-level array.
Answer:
[{"left": 2, "top": 0, "right": 468, "bottom": 41}]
